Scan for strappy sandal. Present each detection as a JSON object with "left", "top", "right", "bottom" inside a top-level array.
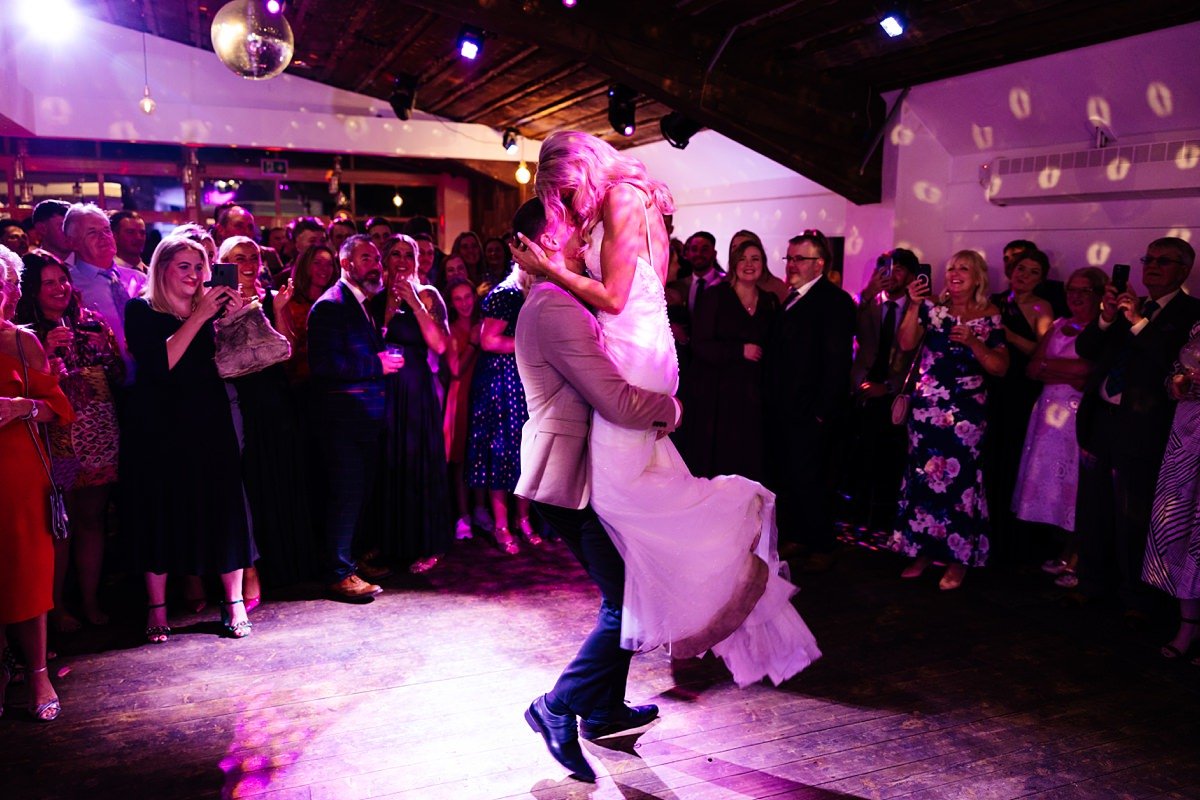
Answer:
[
  {"left": 145, "top": 602, "right": 171, "bottom": 644},
  {"left": 517, "top": 516, "right": 543, "bottom": 547},
  {"left": 220, "top": 599, "right": 253, "bottom": 639},
  {"left": 27, "top": 667, "right": 60, "bottom": 722},
  {"left": 1161, "top": 617, "right": 1200, "bottom": 660},
  {"left": 493, "top": 527, "right": 520, "bottom": 556}
]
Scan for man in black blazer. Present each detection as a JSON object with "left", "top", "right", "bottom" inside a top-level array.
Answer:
[
  {"left": 847, "top": 248, "right": 918, "bottom": 530},
  {"left": 1074, "top": 237, "right": 1200, "bottom": 614},
  {"left": 308, "top": 234, "right": 403, "bottom": 601},
  {"left": 764, "top": 230, "right": 856, "bottom": 568}
]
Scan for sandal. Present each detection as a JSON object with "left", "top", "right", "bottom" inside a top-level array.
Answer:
[
  {"left": 517, "top": 517, "right": 543, "bottom": 547},
  {"left": 145, "top": 602, "right": 171, "bottom": 644},
  {"left": 1054, "top": 569, "right": 1079, "bottom": 588},
  {"left": 27, "top": 666, "right": 60, "bottom": 722},
  {"left": 220, "top": 599, "right": 253, "bottom": 639},
  {"left": 1161, "top": 617, "right": 1200, "bottom": 660},
  {"left": 939, "top": 564, "right": 967, "bottom": 591},
  {"left": 493, "top": 527, "right": 520, "bottom": 556}
]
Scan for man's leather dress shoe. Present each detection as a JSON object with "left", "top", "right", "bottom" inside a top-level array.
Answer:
[
  {"left": 524, "top": 695, "right": 595, "bottom": 782},
  {"left": 580, "top": 702, "right": 659, "bottom": 740}
]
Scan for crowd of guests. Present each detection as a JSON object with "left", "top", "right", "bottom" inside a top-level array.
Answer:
[{"left": 2, "top": 195, "right": 1199, "bottom": 722}]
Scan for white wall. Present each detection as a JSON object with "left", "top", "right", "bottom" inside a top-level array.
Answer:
[
  {"left": 888, "top": 21, "right": 1200, "bottom": 296},
  {"left": 628, "top": 132, "right": 893, "bottom": 296}
]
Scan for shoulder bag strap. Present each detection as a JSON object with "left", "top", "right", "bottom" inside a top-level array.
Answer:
[
  {"left": 897, "top": 331, "right": 927, "bottom": 395},
  {"left": 16, "top": 333, "right": 59, "bottom": 486}
]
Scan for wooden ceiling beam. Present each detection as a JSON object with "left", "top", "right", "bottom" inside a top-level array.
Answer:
[
  {"left": 399, "top": 0, "right": 881, "bottom": 204},
  {"left": 453, "top": 61, "right": 588, "bottom": 123},
  {"left": 498, "top": 82, "right": 610, "bottom": 129},
  {"left": 428, "top": 47, "right": 545, "bottom": 118},
  {"left": 353, "top": 11, "right": 439, "bottom": 93},
  {"left": 319, "top": 5, "right": 378, "bottom": 82}
]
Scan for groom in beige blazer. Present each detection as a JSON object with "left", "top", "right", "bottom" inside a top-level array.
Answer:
[{"left": 512, "top": 198, "right": 679, "bottom": 783}]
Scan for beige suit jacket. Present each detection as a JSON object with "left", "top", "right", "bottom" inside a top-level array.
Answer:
[{"left": 514, "top": 281, "right": 679, "bottom": 510}]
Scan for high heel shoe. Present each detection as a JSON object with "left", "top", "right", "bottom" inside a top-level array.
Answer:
[
  {"left": 145, "top": 602, "right": 171, "bottom": 644},
  {"left": 220, "top": 599, "right": 253, "bottom": 639},
  {"left": 493, "top": 527, "right": 520, "bottom": 556},
  {"left": 27, "top": 667, "right": 60, "bottom": 722},
  {"left": 243, "top": 595, "right": 261, "bottom": 614},
  {"left": 939, "top": 564, "right": 967, "bottom": 591},
  {"left": 517, "top": 517, "right": 543, "bottom": 547}
]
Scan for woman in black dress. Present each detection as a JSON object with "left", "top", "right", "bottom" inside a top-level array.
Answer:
[
  {"left": 219, "top": 235, "right": 316, "bottom": 592},
  {"left": 372, "top": 235, "right": 453, "bottom": 573},
  {"left": 687, "top": 239, "right": 778, "bottom": 480},
  {"left": 125, "top": 236, "right": 256, "bottom": 641}
]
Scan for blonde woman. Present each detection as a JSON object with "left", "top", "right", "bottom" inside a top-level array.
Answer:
[
  {"left": 891, "top": 251, "right": 1010, "bottom": 590},
  {"left": 124, "top": 236, "right": 257, "bottom": 641}
]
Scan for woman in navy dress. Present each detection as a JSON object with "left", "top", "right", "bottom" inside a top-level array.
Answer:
[
  {"left": 466, "top": 264, "right": 537, "bottom": 554},
  {"left": 372, "top": 235, "right": 452, "bottom": 573},
  {"left": 890, "top": 251, "right": 1010, "bottom": 590}
]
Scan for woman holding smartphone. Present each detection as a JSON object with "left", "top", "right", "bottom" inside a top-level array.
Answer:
[
  {"left": 15, "top": 250, "right": 123, "bottom": 632},
  {"left": 124, "top": 236, "right": 257, "bottom": 641},
  {"left": 890, "top": 251, "right": 1010, "bottom": 590}
]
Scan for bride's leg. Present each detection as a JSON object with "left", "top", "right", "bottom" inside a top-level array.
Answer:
[{"left": 490, "top": 490, "right": 519, "bottom": 554}]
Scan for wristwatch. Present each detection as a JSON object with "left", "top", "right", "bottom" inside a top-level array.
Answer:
[{"left": 25, "top": 401, "right": 39, "bottom": 421}]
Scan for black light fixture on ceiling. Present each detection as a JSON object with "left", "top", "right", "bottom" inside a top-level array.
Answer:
[
  {"left": 389, "top": 73, "right": 418, "bottom": 120},
  {"left": 457, "top": 25, "right": 484, "bottom": 60},
  {"left": 660, "top": 112, "right": 702, "bottom": 149},
  {"left": 879, "top": 8, "right": 907, "bottom": 38},
  {"left": 502, "top": 128, "right": 519, "bottom": 154},
  {"left": 608, "top": 84, "right": 637, "bottom": 137}
]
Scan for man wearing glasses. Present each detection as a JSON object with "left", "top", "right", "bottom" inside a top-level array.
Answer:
[
  {"left": 763, "top": 230, "right": 856, "bottom": 570},
  {"left": 1074, "top": 237, "right": 1200, "bottom": 619}
]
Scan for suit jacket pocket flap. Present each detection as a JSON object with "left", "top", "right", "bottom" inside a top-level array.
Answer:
[{"left": 540, "top": 417, "right": 588, "bottom": 437}]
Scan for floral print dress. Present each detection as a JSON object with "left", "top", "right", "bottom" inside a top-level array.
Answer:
[{"left": 891, "top": 300, "right": 1005, "bottom": 567}]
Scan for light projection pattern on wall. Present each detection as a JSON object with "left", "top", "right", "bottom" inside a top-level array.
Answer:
[
  {"left": 971, "top": 124, "right": 994, "bottom": 150},
  {"left": 1147, "top": 82, "right": 1173, "bottom": 118},
  {"left": 1009, "top": 88, "right": 1032, "bottom": 120},
  {"left": 1086, "top": 242, "right": 1113, "bottom": 267}
]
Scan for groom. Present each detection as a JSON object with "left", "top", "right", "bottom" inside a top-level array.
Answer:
[{"left": 512, "top": 198, "right": 681, "bottom": 783}]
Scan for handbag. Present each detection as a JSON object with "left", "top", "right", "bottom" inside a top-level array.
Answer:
[
  {"left": 16, "top": 335, "right": 71, "bottom": 541},
  {"left": 890, "top": 333, "right": 927, "bottom": 426},
  {"left": 213, "top": 298, "right": 292, "bottom": 379}
]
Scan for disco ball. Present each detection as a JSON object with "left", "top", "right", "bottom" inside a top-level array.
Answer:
[{"left": 211, "top": 0, "right": 294, "bottom": 80}]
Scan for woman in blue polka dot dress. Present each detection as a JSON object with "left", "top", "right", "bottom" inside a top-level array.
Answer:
[{"left": 466, "top": 263, "right": 540, "bottom": 554}]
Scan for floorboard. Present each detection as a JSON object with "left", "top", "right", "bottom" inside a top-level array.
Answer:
[{"left": 2, "top": 535, "right": 1198, "bottom": 800}]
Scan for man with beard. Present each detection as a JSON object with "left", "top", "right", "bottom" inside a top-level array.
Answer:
[{"left": 308, "top": 235, "right": 403, "bottom": 601}]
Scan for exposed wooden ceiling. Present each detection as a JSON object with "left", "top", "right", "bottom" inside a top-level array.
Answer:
[{"left": 84, "top": 1, "right": 1200, "bottom": 204}]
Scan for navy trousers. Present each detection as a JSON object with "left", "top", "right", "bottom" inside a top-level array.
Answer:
[
  {"left": 318, "top": 416, "right": 384, "bottom": 582},
  {"left": 533, "top": 500, "right": 632, "bottom": 724}
]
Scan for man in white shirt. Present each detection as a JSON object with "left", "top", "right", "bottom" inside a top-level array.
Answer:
[
  {"left": 110, "top": 211, "right": 148, "bottom": 273},
  {"left": 32, "top": 200, "right": 73, "bottom": 263}
]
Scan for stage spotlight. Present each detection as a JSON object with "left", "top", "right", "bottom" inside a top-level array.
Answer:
[
  {"left": 18, "top": 0, "right": 81, "bottom": 42},
  {"left": 457, "top": 25, "right": 484, "bottom": 60},
  {"left": 265, "top": 0, "right": 283, "bottom": 13},
  {"left": 660, "top": 112, "right": 702, "bottom": 149},
  {"left": 608, "top": 84, "right": 637, "bottom": 137},
  {"left": 879, "top": 11, "right": 907, "bottom": 38},
  {"left": 389, "top": 73, "right": 418, "bottom": 120},
  {"left": 563, "top": 0, "right": 578, "bottom": 6},
  {"left": 502, "top": 129, "right": 519, "bottom": 155}
]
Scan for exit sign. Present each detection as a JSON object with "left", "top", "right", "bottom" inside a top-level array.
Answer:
[{"left": 261, "top": 158, "right": 289, "bottom": 177}]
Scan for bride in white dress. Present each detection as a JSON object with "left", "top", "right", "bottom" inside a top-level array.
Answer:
[{"left": 514, "top": 131, "right": 820, "bottom": 687}]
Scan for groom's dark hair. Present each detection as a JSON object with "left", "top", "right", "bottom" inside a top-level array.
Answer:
[{"left": 512, "top": 198, "right": 549, "bottom": 243}]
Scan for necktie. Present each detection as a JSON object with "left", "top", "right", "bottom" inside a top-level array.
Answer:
[
  {"left": 103, "top": 269, "right": 130, "bottom": 326},
  {"left": 868, "top": 300, "right": 898, "bottom": 382},
  {"left": 784, "top": 288, "right": 800, "bottom": 309},
  {"left": 692, "top": 275, "right": 707, "bottom": 311},
  {"left": 1103, "top": 299, "right": 1162, "bottom": 398}
]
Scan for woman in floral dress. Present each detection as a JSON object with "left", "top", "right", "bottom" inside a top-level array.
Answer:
[{"left": 891, "top": 251, "right": 1010, "bottom": 590}]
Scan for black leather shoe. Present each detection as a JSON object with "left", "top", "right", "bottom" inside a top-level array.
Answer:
[
  {"left": 524, "top": 695, "right": 595, "bottom": 782},
  {"left": 580, "top": 702, "right": 659, "bottom": 740}
]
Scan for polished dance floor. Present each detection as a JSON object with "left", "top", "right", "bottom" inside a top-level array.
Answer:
[{"left": 2, "top": 534, "right": 1198, "bottom": 799}]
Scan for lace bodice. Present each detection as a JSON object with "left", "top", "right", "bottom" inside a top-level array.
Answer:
[{"left": 585, "top": 221, "right": 679, "bottom": 395}]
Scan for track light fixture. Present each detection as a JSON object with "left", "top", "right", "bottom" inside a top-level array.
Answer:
[
  {"left": 457, "top": 25, "right": 484, "bottom": 60},
  {"left": 879, "top": 9, "right": 907, "bottom": 38},
  {"left": 608, "top": 84, "right": 637, "bottom": 137},
  {"left": 502, "top": 128, "right": 519, "bottom": 155},
  {"left": 660, "top": 112, "right": 702, "bottom": 149},
  {"left": 389, "top": 73, "right": 418, "bottom": 120}
]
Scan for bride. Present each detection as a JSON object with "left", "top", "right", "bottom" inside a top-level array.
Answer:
[{"left": 514, "top": 131, "right": 820, "bottom": 686}]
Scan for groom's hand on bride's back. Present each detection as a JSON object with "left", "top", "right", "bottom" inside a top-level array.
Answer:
[{"left": 657, "top": 397, "right": 682, "bottom": 439}]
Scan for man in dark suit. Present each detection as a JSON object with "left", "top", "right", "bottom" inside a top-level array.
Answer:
[
  {"left": 308, "top": 234, "right": 403, "bottom": 601},
  {"left": 846, "top": 248, "right": 918, "bottom": 530},
  {"left": 511, "top": 199, "right": 680, "bottom": 782},
  {"left": 1074, "top": 237, "right": 1200, "bottom": 615},
  {"left": 764, "top": 230, "right": 856, "bottom": 569}
]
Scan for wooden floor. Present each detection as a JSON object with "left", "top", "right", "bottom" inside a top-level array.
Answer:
[{"left": 3, "top": 535, "right": 1199, "bottom": 800}]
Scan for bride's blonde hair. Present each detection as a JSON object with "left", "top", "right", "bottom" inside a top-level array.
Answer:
[{"left": 535, "top": 131, "right": 674, "bottom": 243}]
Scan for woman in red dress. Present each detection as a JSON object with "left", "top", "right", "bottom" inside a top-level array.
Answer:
[{"left": 0, "top": 245, "right": 75, "bottom": 721}]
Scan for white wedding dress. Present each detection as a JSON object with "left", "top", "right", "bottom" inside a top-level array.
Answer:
[{"left": 585, "top": 209, "right": 821, "bottom": 687}]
